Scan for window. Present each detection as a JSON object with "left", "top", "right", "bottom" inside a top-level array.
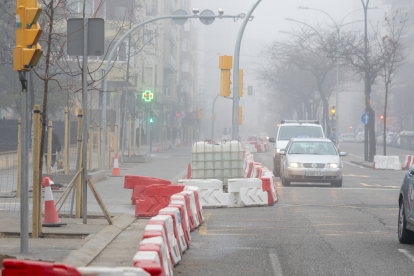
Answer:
[
  {"left": 144, "top": 30, "right": 154, "bottom": 46},
  {"left": 288, "top": 141, "right": 337, "bottom": 155},
  {"left": 118, "top": 42, "right": 127, "bottom": 62},
  {"left": 144, "top": 67, "right": 153, "bottom": 86},
  {"left": 278, "top": 126, "right": 323, "bottom": 140}
]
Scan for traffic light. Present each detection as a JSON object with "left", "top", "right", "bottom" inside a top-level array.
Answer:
[
  {"left": 14, "top": 0, "right": 43, "bottom": 71},
  {"left": 220, "top": 55, "right": 233, "bottom": 97},
  {"left": 197, "top": 106, "right": 202, "bottom": 120},
  {"left": 380, "top": 115, "right": 384, "bottom": 120},
  {"left": 149, "top": 110, "right": 154, "bottom": 123},
  {"left": 239, "top": 69, "right": 244, "bottom": 97},
  {"left": 330, "top": 105, "right": 336, "bottom": 118}
]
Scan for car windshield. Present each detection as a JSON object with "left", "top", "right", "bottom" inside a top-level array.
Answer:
[
  {"left": 278, "top": 126, "right": 323, "bottom": 140},
  {"left": 288, "top": 141, "right": 337, "bottom": 155}
]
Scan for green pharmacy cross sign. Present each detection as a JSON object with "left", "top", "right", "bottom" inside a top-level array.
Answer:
[{"left": 142, "top": 90, "right": 154, "bottom": 102}]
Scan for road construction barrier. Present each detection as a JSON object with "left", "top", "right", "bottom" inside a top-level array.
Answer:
[
  {"left": 404, "top": 155, "right": 414, "bottom": 169},
  {"left": 180, "top": 190, "right": 200, "bottom": 227},
  {"left": 170, "top": 197, "right": 191, "bottom": 245},
  {"left": 133, "top": 251, "right": 163, "bottom": 276},
  {"left": 183, "top": 186, "right": 204, "bottom": 222},
  {"left": 175, "top": 192, "right": 195, "bottom": 231},
  {"left": 260, "top": 177, "right": 277, "bottom": 206},
  {"left": 178, "top": 179, "right": 229, "bottom": 208},
  {"left": 1, "top": 259, "right": 80, "bottom": 276},
  {"left": 135, "top": 185, "right": 185, "bottom": 217},
  {"left": 228, "top": 178, "right": 268, "bottom": 208},
  {"left": 139, "top": 237, "right": 172, "bottom": 276},
  {"left": 143, "top": 225, "right": 178, "bottom": 266},
  {"left": 78, "top": 267, "right": 150, "bottom": 276},
  {"left": 373, "top": 155, "right": 402, "bottom": 170},
  {"left": 111, "top": 154, "right": 121, "bottom": 176},
  {"left": 124, "top": 175, "right": 171, "bottom": 204},
  {"left": 42, "top": 177, "right": 66, "bottom": 227},
  {"left": 149, "top": 215, "right": 182, "bottom": 259},
  {"left": 158, "top": 207, "right": 187, "bottom": 252},
  {"left": 251, "top": 163, "right": 262, "bottom": 178}
]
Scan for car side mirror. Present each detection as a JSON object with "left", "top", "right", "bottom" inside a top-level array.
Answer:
[
  {"left": 279, "top": 151, "right": 285, "bottom": 156},
  {"left": 269, "top": 137, "right": 275, "bottom": 143},
  {"left": 409, "top": 166, "right": 414, "bottom": 175},
  {"left": 339, "top": 152, "right": 347, "bottom": 156}
]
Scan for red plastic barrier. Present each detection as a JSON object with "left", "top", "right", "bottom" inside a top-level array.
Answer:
[
  {"left": 134, "top": 260, "right": 163, "bottom": 276},
  {"left": 168, "top": 203, "right": 191, "bottom": 246},
  {"left": 177, "top": 192, "right": 195, "bottom": 231},
  {"left": 191, "top": 190, "right": 203, "bottom": 224},
  {"left": 138, "top": 244, "right": 166, "bottom": 276},
  {"left": 1, "top": 259, "right": 80, "bottom": 276},
  {"left": 135, "top": 185, "right": 186, "bottom": 217},
  {"left": 157, "top": 210, "right": 183, "bottom": 254},
  {"left": 124, "top": 175, "right": 171, "bottom": 190},
  {"left": 142, "top": 229, "right": 173, "bottom": 268},
  {"left": 148, "top": 219, "right": 182, "bottom": 257},
  {"left": 260, "top": 177, "right": 275, "bottom": 206}
]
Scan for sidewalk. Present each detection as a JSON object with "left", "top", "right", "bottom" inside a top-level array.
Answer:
[{"left": 0, "top": 144, "right": 192, "bottom": 268}]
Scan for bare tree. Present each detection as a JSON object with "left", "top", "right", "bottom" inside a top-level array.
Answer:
[{"left": 375, "top": 11, "right": 407, "bottom": 155}]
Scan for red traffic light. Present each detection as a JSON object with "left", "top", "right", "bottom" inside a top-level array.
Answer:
[
  {"left": 176, "top": 113, "right": 181, "bottom": 116},
  {"left": 380, "top": 116, "right": 384, "bottom": 119}
]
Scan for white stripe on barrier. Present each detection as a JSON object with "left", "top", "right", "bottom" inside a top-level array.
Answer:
[
  {"left": 151, "top": 215, "right": 181, "bottom": 262},
  {"left": 145, "top": 224, "right": 181, "bottom": 265},
  {"left": 78, "top": 267, "right": 150, "bottom": 276},
  {"left": 170, "top": 197, "right": 191, "bottom": 240},
  {"left": 183, "top": 186, "right": 205, "bottom": 221},
  {"left": 159, "top": 207, "right": 187, "bottom": 252},
  {"left": 178, "top": 179, "right": 229, "bottom": 208},
  {"left": 228, "top": 178, "right": 268, "bottom": 208},
  {"left": 140, "top": 237, "right": 171, "bottom": 276},
  {"left": 180, "top": 191, "right": 200, "bottom": 227}
]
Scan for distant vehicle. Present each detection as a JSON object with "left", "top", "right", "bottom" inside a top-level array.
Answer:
[
  {"left": 390, "top": 134, "right": 401, "bottom": 148},
  {"left": 279, "top": 138, "right": 346, "bottom": 187},
  {"left": 338, "top": 134, "right": 345, "bottom": 143},
  {"left": 343, "top": 133, "right": 355, "bottom": 143},
  {"left": 386, "top": 132, "right": 399, "bottom": 146},
  {"left": 376, "top": 131, "right": 388, "bottom": 145},
  {"left": 398, "top": 166, "right": 414, "bottom": 243},
  {"left": 356, "top": 132, "right": 364, "bottom": 143},
  {"left": 269, "top": 120, "right": 325, "bottom": 177}
]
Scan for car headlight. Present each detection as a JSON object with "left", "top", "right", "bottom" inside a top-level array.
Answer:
[
  {"left": 329, "top": 163, "right": 339, "bottom": 169},
  {"left": 266, "top": 136, "right": 269, "bottom": 140},
  {"left": 290, "top": 162, "right": 300, "bottom": 168},
  {"left": 276, "top": 148, "right": 280, "bottom": 153}
]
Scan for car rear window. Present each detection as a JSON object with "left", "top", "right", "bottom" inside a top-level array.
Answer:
[
  {"left": 288, "top": 141, "right": 337, "bottom": 155},
  {"left": 278, "top": 126, "right": 323, "bottom": 140}
]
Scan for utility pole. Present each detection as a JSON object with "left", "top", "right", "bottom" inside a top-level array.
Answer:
[
  {"left": 212, "top": 93, "right": 220, "bottom": 139},
  {"left": 363, "top": 0, "right": 369, "bottom": 161},
  {"left": 232, "top": 0, "right": 262, "bottom": 140}
]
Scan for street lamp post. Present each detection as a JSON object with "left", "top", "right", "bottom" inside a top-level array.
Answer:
[
  {"left": 232, "top": 0, "right": 263, "bottom": 140},
  {"left": 212, "top": 93, "right": 220, "bottom": 140}
]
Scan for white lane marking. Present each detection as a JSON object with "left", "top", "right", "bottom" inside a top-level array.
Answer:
[
  {"left": 269, "top": 249, "right": 283, "bottom": 276},
  {"left": 343, "top": 161, "right": 357, "bottom": 167},
  {"left": 398, "top": 249, "right": 414, "bottom": 262},
  {"left": 277, "top": 187, "right": 398, "bottom": 191},
  {"left": 349, "top": 154, "right": 364, "bottom": 159}
]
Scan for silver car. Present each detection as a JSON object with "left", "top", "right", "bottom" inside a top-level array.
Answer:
[{"left": 280, "top": 138, "right": 347, "bottom": 187}]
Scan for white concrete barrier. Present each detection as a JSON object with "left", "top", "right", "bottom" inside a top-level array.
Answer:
[
  {"left": 159, "top": 207, "right": 187, "bottom": 252},
  {"left": 181, "top": 190, "right": 200, "bottom": 227},
  {"left": 178, "top": 179, "right": 229, "bottom": 208},
  {"left": 228, "top": 178, "right": 268, "bottom": 208},
  {"left": 374, "top": 155, "right": 402, "bottom": 170},
  {"left": 140, "top": 237, "right": 172, "bottom": 276},
  {"left": 78, "top": 267, "right": 150, "bottom": 276},
  {"left": 151, "top": 215, "right": 181, "bottom": 264},
  {"left": 145, "top": 224, "right": 181, "bottom": 266}
]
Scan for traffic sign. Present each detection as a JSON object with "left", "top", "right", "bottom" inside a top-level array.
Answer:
[
  {"left": 172, "top": 9, "right": 188, "bottom": 25},
  {"left": 200, "top": 10, "right": 215, "bottom": 25},
  {"left": 361, "top": 113, "right": 369, "bottom": 125},
  {"left": 67, "top": 18, "right": 105, "bottom": 56}
]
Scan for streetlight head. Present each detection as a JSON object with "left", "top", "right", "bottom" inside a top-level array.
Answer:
[{"left": 298, "top": 6, "right": 309, "bottom": 9}]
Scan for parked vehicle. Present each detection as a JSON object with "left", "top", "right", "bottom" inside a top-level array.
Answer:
[
  {"left": 343, "top": 133, "right": 355, "bottom": 143},
  {"left": 356, "top": 132, "right": 364, "bottom": 143},
  {"left": 398, "top": 166, "right": 414, "bottom": 243},
  {"left": 390, "top": 134, "right": 401, "bottom": 148},
  {"left": 386, "top": 132, "right": 399, "bottom": 146}
]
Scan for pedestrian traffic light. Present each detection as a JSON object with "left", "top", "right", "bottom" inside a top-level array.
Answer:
[
  {"left": 14, "top": 0, "right": 43, "bottom": 71},
  {"left": 330, "top": 105, "right": 336, "bottom": 118},
  {"left": 197, "top": 106, "right": 202, "bottom": 120},
  {"left": 220, "top": 55, "right": 233, "bottom": 97},
  {"left": 239, "top": 69, "right": 244, "bottom": 97},
  {"left": 149, "top": 110, "right": 154, "bottom": 123}
]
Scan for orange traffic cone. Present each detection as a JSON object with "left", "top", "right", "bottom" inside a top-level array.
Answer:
[
  {"left": 42, "top": 177, "right": 66, "bottom": 227},
  {"left": 110, "top": 154, "right": 122, "bottom": 177},
  {"left": 187, "top": 163, "right": 192, "bottom": 179},
  {"left": 178, "top": 139, "right": 181, "bottom": 147},
  {"left": 157, "top": 145, "right": 161, "bottom": 153}
]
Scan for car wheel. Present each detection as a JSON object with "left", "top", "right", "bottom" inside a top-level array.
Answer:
[
  {"left": 398, "top": 201, "right": 414, "bottom": 244},
  {"left": 281, "top": 175, "right": 290, "bottom": 186},
  {"left": 332, "top": 179, "right": 342, "bottom": 187}
]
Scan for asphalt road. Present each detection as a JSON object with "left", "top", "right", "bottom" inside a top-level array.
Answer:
[{"left": 174, "top": 143, "right": 414, "bottom": 276}]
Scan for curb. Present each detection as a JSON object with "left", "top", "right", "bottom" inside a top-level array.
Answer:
[
  {"left": 350, "top": 161, "right": 374, "bottom": 169},
  {"left": 62, "top": 213, "right": 136, "bottom": 267}
]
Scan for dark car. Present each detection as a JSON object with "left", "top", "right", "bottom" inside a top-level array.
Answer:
[{"left": 398, "top": 166, "right": 414, "bottom": 243}]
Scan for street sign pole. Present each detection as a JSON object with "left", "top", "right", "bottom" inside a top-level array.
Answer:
[
  {"left": 232, "top": 0, "right": 262, "bottom": 140},
  {"left": 81, "top": 17, "right": 88, "bottom": 224}
]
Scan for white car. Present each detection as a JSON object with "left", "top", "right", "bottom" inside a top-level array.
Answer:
[
  {"left": 270, "top": 120, "right": 325, "bottom": 177},
  {"left": 280, "top": 138, "right": 347, "bottom": 187},
  {"left": 343, "top": 133, "right": 355, "bottom": 143}
]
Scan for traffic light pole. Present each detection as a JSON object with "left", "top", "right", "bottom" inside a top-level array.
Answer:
[
  {"left": 212, "top": 92, "right": 220, "bottom": 140},
  {"left": 100, "top": 13, "right": 245, "bottom": 166},
  {"left": 19, "top": 71, "right": 29, "bottom": 254},
  {"left": 232, "top": 0, "right": 262, "bottom": 140},
  {"left": 81, "top": 17, "right": 88, "bottom": 224}
]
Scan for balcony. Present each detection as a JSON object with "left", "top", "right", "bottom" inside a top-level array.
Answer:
[{"left": 164, "top": 55, "right": 177, "bottom": 73}]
